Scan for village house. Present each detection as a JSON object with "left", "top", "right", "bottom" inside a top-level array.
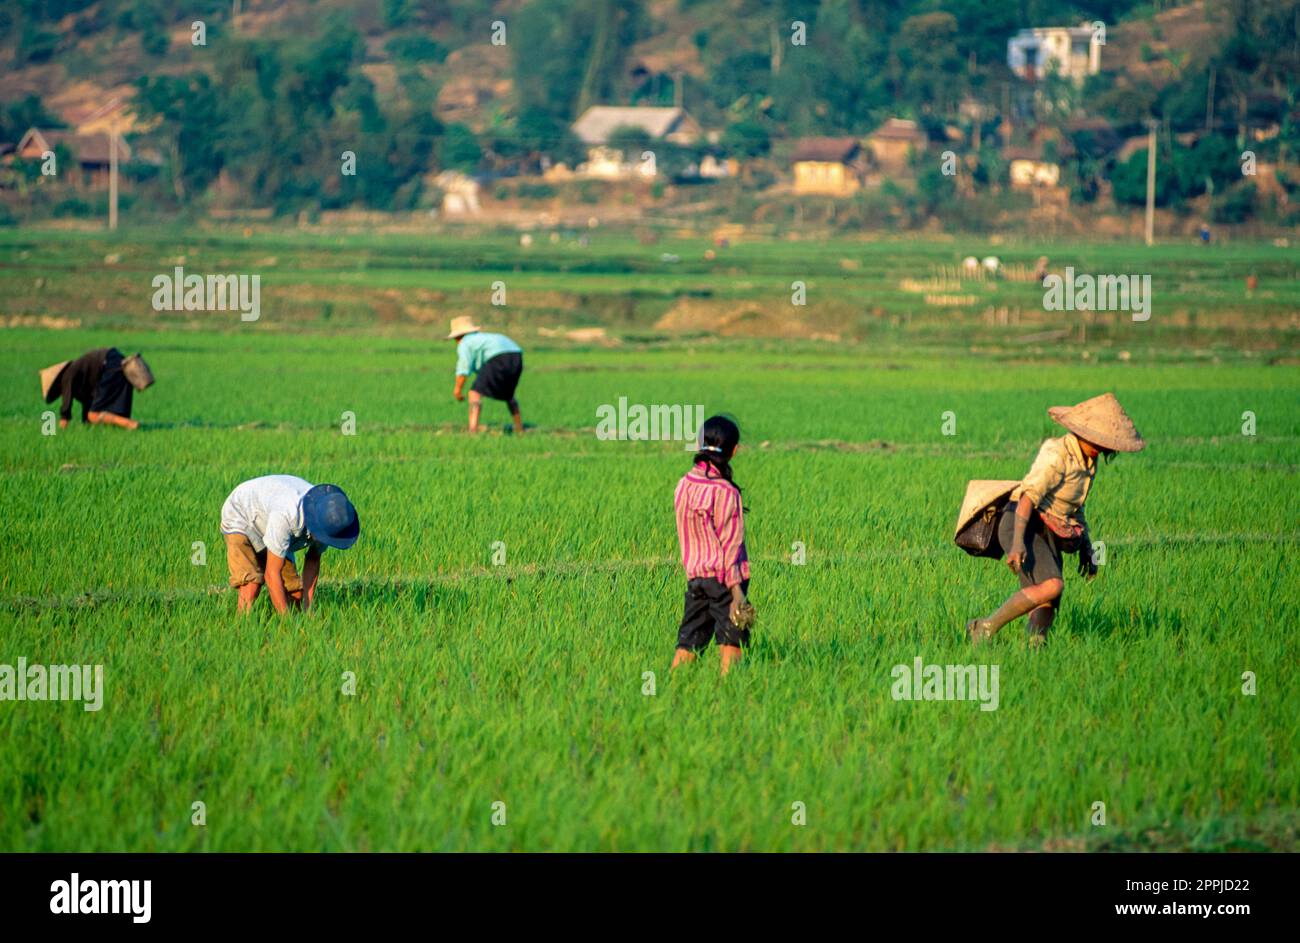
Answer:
[
  {"left": 430, "top": 170, "right": 481, "bottom": 217},
  {"left": 866, "top": 118, "right": 928, "bottom": 174},
  {"left": 694, "top": 153, "right": 733, "bottom": 179},
  {"left": 1007, "top": 26, "right": 1102, "bottom": 84},
  {"left": 15, "top": 128, "right": 131, "bottom": 188},
  {"left": 790, "top": 137, "right": 866, "bottom": 195},
  {"left": 570, "top": 105, "right": 701, "bottom": 179}
]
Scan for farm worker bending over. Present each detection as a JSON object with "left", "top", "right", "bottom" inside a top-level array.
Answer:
[
  {"left": 40, "top": 347, "right": 154, "bottom": 431},
  {"left": 966, "top": 393, "right": 1145, "bottom": 647},
  {"left": 447, "top": 317, "right": 525, "bottom": 435},
  {"left": 220, "top": 475, "right": 359, "bottom": 614}
]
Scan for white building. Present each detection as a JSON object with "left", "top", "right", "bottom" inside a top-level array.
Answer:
[
  {"left": 433, "top": 170, "right": 481, "bottom": 216},
  {"left": 570, "top": 106, "right": 701, "bottom": 179},
  {"left": 1007, "top": 27, "right": 1102, "bottom": 84}
]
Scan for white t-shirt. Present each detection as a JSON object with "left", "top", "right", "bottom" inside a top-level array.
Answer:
[{"left": 220, "top": 475, "right": 324, "bottom": 558}]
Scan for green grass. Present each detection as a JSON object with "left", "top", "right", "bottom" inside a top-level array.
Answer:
[
  {"left": 2, "top": 228, "right": 1297, "bottom": 350},
  {"left": 0, "top": 231, "right": 1296, "bottom": 851}
]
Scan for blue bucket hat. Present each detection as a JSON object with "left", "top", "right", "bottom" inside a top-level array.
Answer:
[{"left": 302, "top": 484, "right": 359, "bottom": 549}]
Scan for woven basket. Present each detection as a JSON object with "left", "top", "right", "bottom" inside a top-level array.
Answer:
[{"left": 122, "top": 353, "right": 154, "bottom": 391}]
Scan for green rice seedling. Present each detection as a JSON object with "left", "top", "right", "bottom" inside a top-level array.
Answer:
[{"left": 0, "top": 231, "right": 1295, "bottom": 851}]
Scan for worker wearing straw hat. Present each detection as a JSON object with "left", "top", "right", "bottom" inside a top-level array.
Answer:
[
  {"left": 967, "top": 393, "right": 1145, "bottom": 647},
  {"left": 446, "top": 316, "right": 525, "bottom": 435},
  {"left": 39, "top": 347, "right": 154, "bottom": 431}
]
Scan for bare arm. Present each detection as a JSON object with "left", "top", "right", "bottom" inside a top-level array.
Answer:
[
  {"left": 453, "top": 375, "right": 467, "bottom": 401},
  {"left": 1006, "top": 493, "right": 1034, "bottom": 573},
  {"left": 715, "top": 489, "right": 747, "bottom": 620},
  {"left": 300, "top": 547, "right": 322, "bottom": 610},
  {"left": 264, "top": 553, "right": 292, "bottom": 614}
]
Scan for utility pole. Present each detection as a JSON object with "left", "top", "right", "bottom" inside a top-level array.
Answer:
[
  {"left": 1144, "top": 119, "right": 1157, "bottom": 247},
  {"left": 1002, "top": 83, "right": 1012, "bottom": 147},
  {"left": 109, "top": 113, "right": 119, "bottom": 232}
]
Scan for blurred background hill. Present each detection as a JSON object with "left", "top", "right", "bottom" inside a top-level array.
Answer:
[{"left": 1, "top": 0, "right": 1297, "bottom": 233}]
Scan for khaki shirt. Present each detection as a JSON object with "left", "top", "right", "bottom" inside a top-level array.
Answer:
[{"left": 1010, "top": 433, "right": 1096, "bottom": 531}]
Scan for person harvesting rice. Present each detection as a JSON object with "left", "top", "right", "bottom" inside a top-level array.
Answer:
[
  {"left": 40, "top": 347, "right": 153, "bottom": 431},
  {"left": 446, "top": 317, "right": 525, "bottom": 435},
  {"left": 671, "top": 415, "right": 755, "bottom": 676},
  {"left": 963, "top": 393, "right": 1145, "bottom": 646},
  {"left": 220, "top": 475, "right": 359, "bottom": 614}
]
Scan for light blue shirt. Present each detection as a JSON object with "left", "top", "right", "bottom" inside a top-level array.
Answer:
[{"left": 455, "top": 332, "right": 521, "bottom": 376}]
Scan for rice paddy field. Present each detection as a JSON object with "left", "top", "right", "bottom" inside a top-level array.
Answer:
[{"left": 0, "top": 228, "right": 1297, "bottom": 851}]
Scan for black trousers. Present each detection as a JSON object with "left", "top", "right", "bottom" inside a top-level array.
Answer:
[
  {"left": 89, "top": 347, "right": 133, "bottom": 418},
  {"left": 677, "top": 577, "right": 751, "bottom": 651},
  {"left": 471, "top": 351, "right": 523, "bottom": 403}
]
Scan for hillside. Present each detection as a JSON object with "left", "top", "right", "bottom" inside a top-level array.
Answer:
[
  {"left": 1, "top": 0, "right": 1296, "bottom": 228},
  {"left": 2, "top": 2, "right": 1279, "bottom": 124}
]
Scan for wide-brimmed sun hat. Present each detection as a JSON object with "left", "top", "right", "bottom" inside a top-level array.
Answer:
[
  {"left": 39, "top": 361, "right": 71, "bottom": 403},
  {"left": 953, "top": 479, "right": 1021, "bottom": 539},
  {"left": 302, "top": 484, "right": 360, "bottom": 549},
  {"left": 446, "top": 316, "right": 482, "bottom": 339},
  {"left": 1048, "top": 392, "right": 1146, "bottom": 453}
]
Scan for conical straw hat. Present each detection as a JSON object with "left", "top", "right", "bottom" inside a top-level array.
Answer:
[
  {"left": 1047, "top": 392, "right": 1145, "bottom": 453},
  {"left": 446, "top": 316, "right": 482, "bottom": 339},
  {"left": 954, "top": 479, "right": 1020, "bottom": 539},
  {"left": 39, "top": 361, "right": 70, "bottom": 403}
]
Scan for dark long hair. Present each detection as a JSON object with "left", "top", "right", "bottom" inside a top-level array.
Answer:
[{"left": 693, "top": 414, "right": 742, "bottom": 495}]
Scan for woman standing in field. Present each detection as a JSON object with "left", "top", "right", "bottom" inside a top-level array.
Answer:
[
  {"left": 967, "top": 393, "right": 1145, "bottom": 646},
  {"left": 672, "top": 415, "right": 754, "bottom": 676}
]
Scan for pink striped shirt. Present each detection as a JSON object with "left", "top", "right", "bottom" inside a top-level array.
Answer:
[{"left": 674, "top": 461, "right": 750, "bottom": 587}]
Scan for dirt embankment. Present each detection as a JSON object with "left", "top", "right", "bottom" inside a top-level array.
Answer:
[{"left": 654, "top": 297, "right": 856, "bottom": 341}]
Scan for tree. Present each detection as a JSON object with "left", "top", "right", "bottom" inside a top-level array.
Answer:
[
  {"left": 133, "top": 73, "right": 224, "bottom": 199},
  {"left": 1112, "top": 146, "right": 1176, "bottom": 207},
  {"left": 0, "top": 95, "right": 63, "bottom": 142},
  {"left": 1212, "top": 181, "right": 1255, "bottom": 223},
  {"left": 709, "top": 51, "right": 771, "bottom": 112},
  {"left": 512, "top": 0, "right": 648, "bottom": 124},
  {"left": 439, "top": 124, "right": 482, "bottom": 172},
  {"left": 1175, "top": 134, "right": 1241, "bottom": 199},
  {"left": 510, "top": 107, "right": 584, "bottom": 168},
  {"left": 891, "top": 13, "right": 963, "bottom": 119},
  {"left": 721, "top": 120, "right": 771, "bottom": 159}
]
